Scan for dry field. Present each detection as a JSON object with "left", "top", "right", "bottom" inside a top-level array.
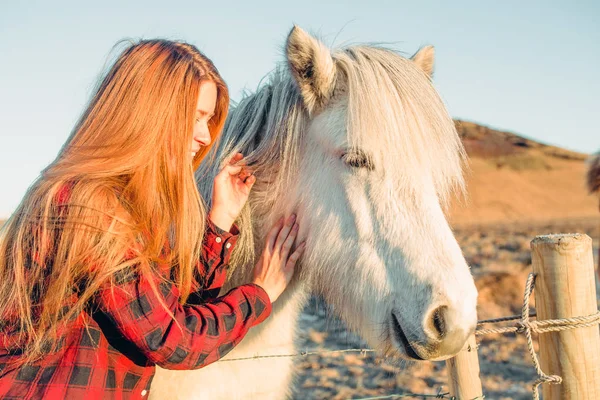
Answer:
[{"left": 293, "top": 217, "right": 600, "bottom": 400}]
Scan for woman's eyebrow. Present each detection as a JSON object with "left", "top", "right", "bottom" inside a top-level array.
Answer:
[{"left": 196, "top": 110, "right": 214, "bottom": 117}]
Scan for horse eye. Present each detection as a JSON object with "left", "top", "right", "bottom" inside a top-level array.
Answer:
[{"left": 341, "top": 151, "right": 374, "bottom": 170}]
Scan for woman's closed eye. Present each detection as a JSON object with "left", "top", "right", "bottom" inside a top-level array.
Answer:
[{"left": 196, "top": 112, "right": 215, "bottom": 123}]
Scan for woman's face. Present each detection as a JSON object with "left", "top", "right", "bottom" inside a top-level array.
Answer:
[{"left": 190, "top": 80, "right": 217, "bottom": 158}]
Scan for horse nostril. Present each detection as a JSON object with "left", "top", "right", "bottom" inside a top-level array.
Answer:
[{"left": 429, "top": 306, "right": 448, "bottom": 339}]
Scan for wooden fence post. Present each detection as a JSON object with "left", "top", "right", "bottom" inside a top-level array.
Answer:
[
  {"left": 531, "top": 234, "right": 600, "bottom": 399},
  {"left": 446, "top": 334, "right": 483, "bottom": 399}
]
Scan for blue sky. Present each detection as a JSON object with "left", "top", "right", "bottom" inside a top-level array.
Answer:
[{"left": 0, "top": 0, "right": 598, "bottom": 218}]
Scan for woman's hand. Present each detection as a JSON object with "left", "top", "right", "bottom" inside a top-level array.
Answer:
[
  {"left": 252, "top": 214, "right": 306, "bottom": 303},
  {"left": 208, "top": 153, "right": 256, "bottom": 232}
]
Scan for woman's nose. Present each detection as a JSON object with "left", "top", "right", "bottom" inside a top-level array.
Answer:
[{"left": 195, "top": 132, "right": 211, "bottom": 147}]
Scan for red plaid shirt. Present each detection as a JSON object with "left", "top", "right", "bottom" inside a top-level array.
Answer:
[{"left": 0, "top": 188, "right": 272, "bottom": 399}]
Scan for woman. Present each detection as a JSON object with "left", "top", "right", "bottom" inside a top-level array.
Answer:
[{"left": 0, "top": 39, "right": 304, "bottom": 399}]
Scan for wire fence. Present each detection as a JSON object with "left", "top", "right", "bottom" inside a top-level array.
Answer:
[{"left": 217, "top": 273, "right": 600, "bottom": 400}]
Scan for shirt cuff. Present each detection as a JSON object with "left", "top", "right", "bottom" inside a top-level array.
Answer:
[{"left": 205, "top": 219, "right": 240, "bottom": 265}]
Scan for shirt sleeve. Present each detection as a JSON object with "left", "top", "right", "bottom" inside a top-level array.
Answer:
[{"left": 92, "top": 221, "right": 272, "bottom": 370}]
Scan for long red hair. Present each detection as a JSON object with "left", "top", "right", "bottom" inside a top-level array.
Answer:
[{"left": 0, "top": 39, "right": 229, "bottom": 363}]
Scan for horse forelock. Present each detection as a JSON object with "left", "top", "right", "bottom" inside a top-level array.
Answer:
[{"left": 333, "top": 46, "right": 466, "bottom": 206}]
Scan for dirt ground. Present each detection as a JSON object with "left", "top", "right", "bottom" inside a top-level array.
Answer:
[{"left": 292, "top": 217, "right": 600, "bottom": 400}]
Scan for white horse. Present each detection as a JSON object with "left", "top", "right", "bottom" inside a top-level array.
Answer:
[{"left": 151, "top": 26, "right": 478, "bottom": 399}]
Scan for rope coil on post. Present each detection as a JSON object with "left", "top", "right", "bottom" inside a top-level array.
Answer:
[{"left": 475, "top": 272, "right": 600, "bottom": 400}]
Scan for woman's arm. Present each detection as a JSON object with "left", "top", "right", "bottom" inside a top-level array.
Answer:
[
  {"left": 93, "top": 263, "right": 271, "bottom": 370},
  {"left": 92, "top": 215, "right": 303, "bottom": 371}
]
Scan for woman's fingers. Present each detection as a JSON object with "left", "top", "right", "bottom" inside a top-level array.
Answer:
[
  {"left": 264, "top": 214, "right": 300, "bottom": 257},
  {"left": 274, "top": 214, "right": 296, "bottom": 252},
  {"left": 252, "top": 217, "right": 304, "bottom": 303},
  {"left": 221, "top": 153, "right": 257, "bottom": 182},
  {"left": 265, "top": 217, "right": 285, "bottom": 252},
  {"left": 244, "top": 174, "right": 256, "bottom": 189},
  {"left": 226, "top": 165, "right": 243, "bottom": 176},
  {"left": 215, "top": 163, "right": 242, "bottom": 180},
  {"left": 218, "top": 153, "right": 244, "bottom": 175},
  {"left": 229, "top": 152, "right": 244, "bottom": 165},
  {"left": 280, "top": 222, "right": 299, "bottom": 260},
  {"left": 238, "top": 168, "right": 251, "bottom": 181},
  {"left": 286, "top": 242, "right": 306, "bottom": 271}
]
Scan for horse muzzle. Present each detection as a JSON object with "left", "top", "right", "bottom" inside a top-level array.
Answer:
[{"left": 390, "top": 306, "right": 475, "bottom": 361}]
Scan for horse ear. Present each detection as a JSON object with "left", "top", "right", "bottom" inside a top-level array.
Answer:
[
  {"left": 411, "top": 45, "right": 435, "bottom": 78},
  {"left": 286, "top": 25, "right": 336, "bottom": 115}
]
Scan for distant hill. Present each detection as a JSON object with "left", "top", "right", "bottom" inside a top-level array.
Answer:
[{"left": 449, "top": 120, "right": 597, "bottom": 226}]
